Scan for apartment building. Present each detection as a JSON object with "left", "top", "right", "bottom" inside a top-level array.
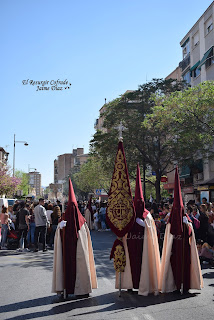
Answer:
[
  {"left": 54, "top": 148, "right": 88, "bottom": 184},
  {"left": 165, "top": 2, "right": 214, "bottom": 203},
  {"left": 179, "top": 2, "right": 214, "bottom": 86},
  {"left": 0, "top": 147, "right": 9, "bottom": 170},
  {"left": 28, "top": 170, "right": 41, "bottom": 196}
]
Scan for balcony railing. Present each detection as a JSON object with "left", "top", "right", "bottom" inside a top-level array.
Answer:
[{"left": 179, "top": 53, "right": 190, "bottom": 71}]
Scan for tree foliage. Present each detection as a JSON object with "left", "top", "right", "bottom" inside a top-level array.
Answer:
[
  {"left": 144, "top": 81, "right": 214, "bottom": 166},
  {"left": 0, "top": 168, "right": 21, "bottom": 197},
  {"left": 90, "top": 78, "right": 188, "bottom": 202},
  {"left": 15, "top": 170, "right": 29, "bottom": 196},
  {"left": 72, "top": 156, "right": 112, "bottom": 196}
]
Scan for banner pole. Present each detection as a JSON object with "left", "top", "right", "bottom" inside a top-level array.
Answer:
[{"left": 119, "top": 271, "right": 122, "bottom": 297}]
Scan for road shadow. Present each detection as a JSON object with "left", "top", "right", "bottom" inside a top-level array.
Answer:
[{"left": 1, "top": 290, "right": 199, "bottom": 320}]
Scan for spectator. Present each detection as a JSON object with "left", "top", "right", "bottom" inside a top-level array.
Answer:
[
  {"left": 99, "top": 202, "right": 107, "bottom": 230},
  {"left": 16, "top": 202, "right": 30, "bottom": 252},
  {"left": 34, "top": 198, "right": 49, "bottom": 252},
  {"left": 50, "top": 205, "right": 61, "bottom": 247},
  {"left": 198, "top": 204, "right": 209, "bottom": 243},
  {"left": 46, "top": 203, "right": 53, "bottom": 244},
  {"left": 56, "top": 200, "right": 62, "bottom": 212},
  {"left": 27, "top": 204, "right": 36, "bottom": 248},
  {"left": 0, "top": 207, "right": 9, "bottom": 250},
  {"left": 93, "top": 209, "right": 99, "bottom": 231}
]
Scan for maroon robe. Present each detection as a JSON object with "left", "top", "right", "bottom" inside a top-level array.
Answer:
[
  {"left": 168, "top": 167, "right": 192, "bottom": 291},
  {"left": 127, "top": 164, "right": 149, "bottom": 289},
  {"left": 62, "top": 179, "right": 85, "bottom": 294}
]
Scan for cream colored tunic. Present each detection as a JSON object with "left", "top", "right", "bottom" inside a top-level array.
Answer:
[
  {"left": 159, "top": 223, "right": 203, "bottom": 293},
  {"left": 115, "top": 213, "right": 161, "bottom": 296},
  {"left": 52, "top": 222, "right": 97, "bottom": 295}
]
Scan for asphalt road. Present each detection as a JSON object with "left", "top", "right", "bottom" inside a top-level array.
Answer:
[{"left": 0, "top": 230, "right": 213, "bottom": 320}]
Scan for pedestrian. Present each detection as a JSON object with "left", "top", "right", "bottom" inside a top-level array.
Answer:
[
  {"left": 46, "top": 203, "right": 53, "bottom": 245},
  {"left": 56, "top": 200, "right": 62, "bottom": 212},
  {"left": 198, "top": 204, "right": 209, "bottom": 243},
  {"left": 84, "top": 203, "right": 93, "bottom": 230},
  {"left": 0, "top": 206, "right": 10, "bottom": 250},
  {"left": 93, "top": 209, "right": 99, "bottom": 231},
  {"left": 34, "top": 198, "right": 49, "bottom": 252},
  {"left": 99, "top": 202, "right": 107, "bottom": 230},
  {"left": 50, "top": 205, "right": 61, "bottom": 247},
  {"left": 16, "top": 202, "right": 30, "bottom": 252},
  {"left": 27, "top": 204, "right": 36, "bottom": 248}
]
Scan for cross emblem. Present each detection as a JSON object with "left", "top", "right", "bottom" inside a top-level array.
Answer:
[{"left": 114, "top": 121, "right": 127, "bottom": 141}]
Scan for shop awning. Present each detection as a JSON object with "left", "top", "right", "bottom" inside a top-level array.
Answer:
[
  {"left": 190, "top": 60, "right": 200, "bottom": 72},
  {"left": 198, "top": 47, "right": 213, "bottom": 69}
]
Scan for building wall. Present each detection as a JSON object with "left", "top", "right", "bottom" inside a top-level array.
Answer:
[
  {"left": 54, "top": 148, "right": 88, "bottom": 183},
  {"left": 28, "top": 171, "right": 41, "bottom": 196},
  {"left": 0, "top": 147, "right": 9, "bottom": 170}
]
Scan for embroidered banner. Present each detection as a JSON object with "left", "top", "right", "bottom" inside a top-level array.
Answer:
[{"left": 106, "top": 141, "right": 135, "bottom": 237}]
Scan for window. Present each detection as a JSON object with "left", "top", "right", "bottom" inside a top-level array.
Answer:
[
  {"left": 205, "top": 16, "right": 213, "bottom": 35},
  {"left": 193, "top": 68, "right": 200, "bottom": 78},
  {"left": 192, "top": 32, "right": 199, "bottom": 47},
  {"left": 182, "top": 38, "right": 190, "bottom": 59},
  {"left": 182, "top": 71, "right": 191, "bottom": 84},
  {"left": 205, "top": 47, "right": 214, "bottom": 69}
]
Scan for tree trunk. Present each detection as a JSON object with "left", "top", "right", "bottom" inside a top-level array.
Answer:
[{"left": 155, "top": 170, "right": 161, "bottom": 203}]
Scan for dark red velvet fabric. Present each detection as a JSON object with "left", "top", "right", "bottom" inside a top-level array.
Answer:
[
  {"left": 168, "top": 167, "right": 191, "bottom": 291},
  {"left": 62, "top": 179, "right": 86, "bottom": 294},
  {"left": 127, "top": 164, "right": 147, "bottom": 289}
]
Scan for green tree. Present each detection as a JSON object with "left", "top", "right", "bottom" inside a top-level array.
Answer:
[
  {"left": 144, "top": 81, "right": 214, "bottom": 167},
  {"left": 15, "top": 170, "right": 29, "bottom": 196},
  {"left": 90, "top": 78, "right": 187, "bottom": 202},
  {"left": 72, "top": 156, "right": 112, "bottom": 196}
]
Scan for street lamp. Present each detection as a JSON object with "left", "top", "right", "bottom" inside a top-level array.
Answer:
[{"left": 13, "top": 134, "right": 29, "bottom": 177}]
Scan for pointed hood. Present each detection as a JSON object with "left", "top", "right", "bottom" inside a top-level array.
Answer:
[
  {"left": 168, "top": 167, "right": 190, "bottom": 236},
  {"left": 134, "top": 163, "right": 149, "bottom": 219},
  {"left": 106, "top": 141, "right": 135, "bottom": 237},
  {"left": 64, "top": 178, "right": 85, "bottom": 239}
]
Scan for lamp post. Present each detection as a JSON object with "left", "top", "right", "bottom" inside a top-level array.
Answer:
[{"left": 13, "top": 134, "right": 28, "bottom": 177}]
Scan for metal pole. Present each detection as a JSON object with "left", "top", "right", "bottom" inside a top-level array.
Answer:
[
  {"left": 119, "top": 271, "right": 122, "bottom": 297},
  {"left": 13, "top": 134, "right": 15, "bottom": 177}
]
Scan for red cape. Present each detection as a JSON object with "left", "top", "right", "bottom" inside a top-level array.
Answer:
[
  {"left": 168, "top": 167, "right": 191, "bottom": 291},
  {"left": 62, "top": 179, "right": 85, "bottom": 294},
  {"left": 127, "top": 164, "right": 148, "bottom": 289}
]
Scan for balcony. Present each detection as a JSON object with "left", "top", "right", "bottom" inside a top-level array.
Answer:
[{"left": 179, "top": 53, "right": 190, "bottom": 71}]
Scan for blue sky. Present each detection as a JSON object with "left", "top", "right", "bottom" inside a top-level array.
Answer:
[{"left": 0, "top": 0, "right": 213, "bottom": 186}]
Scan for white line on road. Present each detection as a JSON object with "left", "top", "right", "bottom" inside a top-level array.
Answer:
[{"left": 144, "top": 314, "right": 155, "bottom": 320}]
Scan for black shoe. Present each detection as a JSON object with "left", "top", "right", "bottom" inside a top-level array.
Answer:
[
  {"left": 43, "top": 248, "right": 48, "bottom": 252},
  {"left": 34, "top": 248, "right": 39, "bottom": 252}
]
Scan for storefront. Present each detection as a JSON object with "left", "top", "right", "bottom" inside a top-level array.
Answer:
[{"left": 197, "top": 178, "right": 214, "bottom": 203}]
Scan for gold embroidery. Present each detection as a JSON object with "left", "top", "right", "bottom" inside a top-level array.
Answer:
[
  {"left": 113, "top": 244, "right": 126, "bottom": 272},
  {"left": 107, "top": 149, "right": 134, "bottom": 231}
]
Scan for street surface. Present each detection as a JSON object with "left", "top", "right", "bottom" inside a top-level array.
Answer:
[{"left": 0, "top": 230, "right": 213, "bottom": 320}]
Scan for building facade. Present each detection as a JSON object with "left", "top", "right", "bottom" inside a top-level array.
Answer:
[
  {"left": 54, "top": 148, "right": 88, "bottom": 184},
  {"left": 0, "top": 147, "right": 9, "bottom": 170},
  {"left": 165, "top": 2, "right": 214, "bottom": 203},
  {"left": 28, "top": 170, "right": 41, "bottom": 196},
  {"left": 179, "top": 2, "right": 214, "bottom": 86}
]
